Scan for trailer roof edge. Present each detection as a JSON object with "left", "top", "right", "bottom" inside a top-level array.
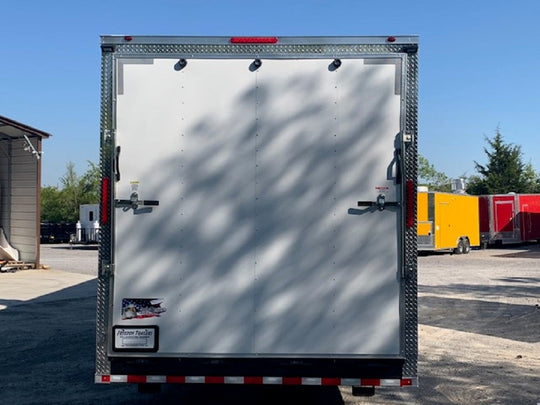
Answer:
[{"left": 100, "top": 35, "right": 419, "bottom": 46}]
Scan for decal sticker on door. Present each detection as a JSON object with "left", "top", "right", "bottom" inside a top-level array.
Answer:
[{"left": 122, "top": 298, "right": 167, "bottom": 320}]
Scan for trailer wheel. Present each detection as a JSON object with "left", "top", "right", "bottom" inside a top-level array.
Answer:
[
  {"left": 462, "top": 238, "right": 471, "bottom": 254},
  {"left": 453, "top": 239, "right": 465, "bottom": 255}
]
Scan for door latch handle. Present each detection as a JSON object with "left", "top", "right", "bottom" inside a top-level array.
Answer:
[
  {"left": 357, "top": 194, "right": 399, "bottom": 211},
  {"left": 115, "top": 192, "right": 159, "bottom": 210},
  {"left": 114, "top": 146, "right": 121, "bottom": 182}
]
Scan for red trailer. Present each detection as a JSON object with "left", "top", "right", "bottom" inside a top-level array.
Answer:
[
  {"left": 518, "top": 194, "right": 540, "bottom": 241},
  {"left": 479, "top": 194, "right": 540, "bottom": 245}
]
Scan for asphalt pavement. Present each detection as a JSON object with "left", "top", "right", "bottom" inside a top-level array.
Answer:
[{"left": 1, "top": 243, "right": 538, "bottom": 404}]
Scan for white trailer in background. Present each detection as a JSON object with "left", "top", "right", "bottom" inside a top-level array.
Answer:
[
  {"left": 74, "top": 204, "right": 100, "bottom": 244},
  {"left": 95, "top": 35, "right": 419, "bottom": 397}
]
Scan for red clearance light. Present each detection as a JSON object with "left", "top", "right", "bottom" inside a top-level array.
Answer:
[
  {"left": 124, "top": 36, "right": 133, "bottom": 42},
  {"left": 101, "top": 177, "right": 110, "bottom": 226},
  {"left": 387, "top": 36, "right": 396, "bottom": 43},
  {"left": 230, "top": 37, "right": 278, "bottom": 44}
]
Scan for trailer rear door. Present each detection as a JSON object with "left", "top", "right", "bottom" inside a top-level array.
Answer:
[
  {"left": 493, "top": 196, "right": 519, "bottom": 242},
  {"left": 111, "top": 56, "right": 404, "bottom": 357},
  {"left": 518, "top": 194, "right": 540, "bottom": 241}
]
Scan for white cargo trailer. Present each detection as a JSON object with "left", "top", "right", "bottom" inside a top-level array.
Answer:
[
  {"left": 74, "top": 204, "right": 100, "bottom": 244},
  {"left": 95, "top": 35, "right": 419, "bottom": 396}
]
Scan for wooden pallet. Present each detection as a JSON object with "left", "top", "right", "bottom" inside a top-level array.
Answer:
[{"left": 0, "top": 261, "right": 36, "bottom": 272}]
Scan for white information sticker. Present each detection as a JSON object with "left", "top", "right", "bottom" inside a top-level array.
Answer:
[{"left": 113, "top": 327, "right": 158, "bottom": 351}]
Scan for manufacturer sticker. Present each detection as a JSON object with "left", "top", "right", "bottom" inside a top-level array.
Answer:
[
  {"left": 113, "top": 326, "right": 158, "bottom": 351},
  {"left": 375, "top": 186, "right": 390, "bottom": 192}
]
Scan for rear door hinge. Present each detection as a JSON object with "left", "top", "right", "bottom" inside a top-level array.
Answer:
[{"left": 100, "top": 263, "right": 115, "bottom": 277}]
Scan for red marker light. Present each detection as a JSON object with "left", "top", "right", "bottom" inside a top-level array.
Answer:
[
  {"left": 100, "top": 177, "right": 110, "bottom": 225},
  {"left": 387, "top": 36, "right": 396, "bottom": 43},
  {"left": 230, "top": 37, "right": 278, "bottom": 44},
  {"left": 124, "top": 36, "right": 133, "bottom": 42}
]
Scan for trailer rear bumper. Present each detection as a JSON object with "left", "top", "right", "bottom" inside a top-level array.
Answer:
[
  {"left": 96, "top": 374, "right": 417, "bottom": 388},
  {"left": 95, "top": 357, "right": 416, "bottom": 387}
]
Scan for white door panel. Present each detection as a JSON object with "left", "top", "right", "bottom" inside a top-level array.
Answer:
[{"left": 113, "top": 57, "right": 402, "bottom": 356}]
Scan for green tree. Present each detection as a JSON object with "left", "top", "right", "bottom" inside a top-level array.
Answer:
[
  {"left": 60, "top": 162, "right": 82, "bottom": 220},
  {"left": 41, "top": 161, "right": 100, "bottom": 223},
  {"left": 418, "top": 155, "right": 451, "bottom": 192},
  {"left": 41, "top": 186, "right": 68, "bottom": 223},
  {"left": 467, "top": 129, "right": 540, "bottom": 195},
  {"left": 521, "top": 162, "right": 540, "bottom": 193},
  {"left": 79, "top": 161, "right": 100, "bottom": 203}
]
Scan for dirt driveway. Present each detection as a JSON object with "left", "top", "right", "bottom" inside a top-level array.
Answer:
[{"left": 0, "top": 244, "right": 538, "bottom": 404}]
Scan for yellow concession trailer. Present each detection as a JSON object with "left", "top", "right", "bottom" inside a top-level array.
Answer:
[{"left": 417, "top": 191, "right": 480, "bottom": 254}]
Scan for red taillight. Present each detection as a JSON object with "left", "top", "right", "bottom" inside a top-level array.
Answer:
[
  {"left": 406, "top": 179, "right": 414, "bottom": 228},
  {"left": 230, "top": 37, "right": 278, "bottom": 44},
  {"left": 401, "top": 378, "right": 414, "bottom": 386},
  {"left": 101, "top": 177, "right": 110, "bottom": 225}
]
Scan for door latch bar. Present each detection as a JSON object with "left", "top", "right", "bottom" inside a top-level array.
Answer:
[
  {"left": 115, "top": 192, "right": 159, "bottom": 210},
  {"left": 357, "top": 194, "right": 399, "bottom": 211}
]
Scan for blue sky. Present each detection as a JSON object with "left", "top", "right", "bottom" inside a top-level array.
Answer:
[{"left": 1, "top": 0, "right": 539, "bottom": 186}]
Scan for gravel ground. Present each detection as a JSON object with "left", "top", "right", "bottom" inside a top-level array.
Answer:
[
  {"left": 1, "top": 243, "right": 539, "bottom": 404},
  {"left": 40, "top": 243, "right": 98, "bottom": 276}
]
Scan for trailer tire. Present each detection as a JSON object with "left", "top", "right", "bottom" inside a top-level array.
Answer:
[
  {"left": 462, "top": 238, "right": 471, "bottom": 254},
  {"left": 453, "top": 239, "right": 465, "bottom": 255}
]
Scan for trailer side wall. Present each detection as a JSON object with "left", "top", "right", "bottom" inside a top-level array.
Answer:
[{"left": 418, "top": 191, "right": 479, "bottom": 251}]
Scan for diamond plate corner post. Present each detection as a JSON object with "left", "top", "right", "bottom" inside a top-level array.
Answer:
[
  {"left": 402, "top": 48, "right": 419, "bottom": 379},
  {"left": 95, "top": 43, "right": 115, "bottom": 376}
]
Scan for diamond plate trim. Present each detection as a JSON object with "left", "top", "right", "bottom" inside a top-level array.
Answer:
[
  {"left": 95, "top": 47, "right": 114, "bottom": 376},
  {"left": 402, "top": 50, "right": 418, "bottom": 378},
  {"left": 111, "top": 43, "right": 407, "bottom": 58}
]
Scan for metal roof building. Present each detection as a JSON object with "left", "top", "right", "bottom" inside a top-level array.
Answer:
[{"left": 0, "top": 115, "right": 50, "bottom": 267}]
